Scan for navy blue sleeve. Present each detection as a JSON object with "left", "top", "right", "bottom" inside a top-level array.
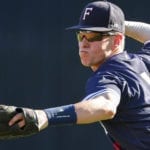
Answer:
[
  {"left": 84, "top": 72, "right": 121, "bottom": 100},
  {"left": 142, "top": 40, "right": 150, "bottom": 54},
  {"left": 137, "top": 41, "right": 150, "bottom": 72}
]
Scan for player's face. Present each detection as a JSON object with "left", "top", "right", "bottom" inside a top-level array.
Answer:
[{"left": 77, "top": 31, "right": 116, "bottom": 71}]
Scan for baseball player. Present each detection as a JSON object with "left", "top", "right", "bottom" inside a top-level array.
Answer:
[{"left": 0, "top": 1, "right": 150, "bottom": 150}]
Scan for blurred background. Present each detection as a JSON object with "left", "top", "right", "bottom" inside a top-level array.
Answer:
[{"left": 0, "top": 0, "right": 149, "bottom": 149}]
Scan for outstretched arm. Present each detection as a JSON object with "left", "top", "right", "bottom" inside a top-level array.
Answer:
[
  {"left": 2, "top": 90, "right": 119, "bottom": 139},
  {"left": 9, "top": 91, "right": 120, "bottom": 127},
  {"left": 125, "top": 21, "right": 150, "bottom": 43}
]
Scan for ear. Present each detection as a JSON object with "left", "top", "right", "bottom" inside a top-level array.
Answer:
[{"left": 113, "top": 34, "right": 123, "bottom": 48}]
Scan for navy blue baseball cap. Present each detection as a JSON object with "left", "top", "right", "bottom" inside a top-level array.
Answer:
[{"left": 67, "top": 1, "right": 125, "bottom": 33}]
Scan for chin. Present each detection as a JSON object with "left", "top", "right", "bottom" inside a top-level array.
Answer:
[{"left": 81, "top": 62, "right": 90, "bottom": 67}]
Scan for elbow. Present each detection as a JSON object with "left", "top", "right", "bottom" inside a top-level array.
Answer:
[
  {"left": 106, "top": 100, "right": 118, "bottom": 119},
  {"left": 102, "top": 106, "right": 117, "bottom": 120},
  {"left": 107, "top": 109, "right": 116, "bottom": 119}
]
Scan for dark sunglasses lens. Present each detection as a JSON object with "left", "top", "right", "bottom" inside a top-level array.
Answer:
[
  {"left": 76, "top": 32, "right": 104, "bottom": 42},
  {"left": 88, "top": 34, "right": 103, "bottom": 42}
]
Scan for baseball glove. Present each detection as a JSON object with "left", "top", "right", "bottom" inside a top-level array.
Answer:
[{"left": 0, "top": 105, "right": 48, "bottom": 140}]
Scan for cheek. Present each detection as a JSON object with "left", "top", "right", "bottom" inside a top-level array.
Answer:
[
  {"left": 90, "top": 45, "right": 103, "bottom": 57},
  {"left": 90, "top": 45, "right": 108, "bottom": 64}
]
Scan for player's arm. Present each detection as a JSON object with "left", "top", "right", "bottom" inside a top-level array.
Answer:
[
  {"left": 9, "top": 90, "right": 120, "bottom": 127},
  {"left": 125, "top": 21, "right": 150, "bottom": 43},
  {"left": 3, "top": 90, "right": 119, "bottom": 139}
]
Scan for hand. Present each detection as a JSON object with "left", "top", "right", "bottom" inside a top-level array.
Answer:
[
  {"left": 9, "top": 109, "right": 48, "bottom": 131},
  {"left": 0, "top": 105, "right": 47, "bottom": 139}
]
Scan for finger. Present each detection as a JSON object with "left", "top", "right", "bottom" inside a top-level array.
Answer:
[
  {"left": 17, "top": 120, "right": 26, "bottom": 128},
  {"left": 9, "top": 113, "right": 24, "bottom": 126}
]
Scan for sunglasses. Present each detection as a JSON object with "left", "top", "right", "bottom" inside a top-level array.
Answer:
[{"left": 76, "top": 31, "right": 117, "bottom": 42}]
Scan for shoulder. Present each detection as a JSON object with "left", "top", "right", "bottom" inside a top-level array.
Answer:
[
  {"left": 142, "top": 40, "right": 150, "bottom": 52},
  {"left": 136, "top": 41, "right": 150, "bottom": 72},
  {"left": 85, "top": 70, "right": 121, "bottom": 96}
]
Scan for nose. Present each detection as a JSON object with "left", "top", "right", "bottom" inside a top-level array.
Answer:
[{"left": 79, "top": 37, "right": 89, "bottom": 48}]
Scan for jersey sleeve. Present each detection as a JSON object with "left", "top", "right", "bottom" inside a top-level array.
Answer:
[
  {"left": 142, "top": 40, "right": 150, "bottom": 54},
  {"left": 137, "top": 40, "right": 150, "bottom": 72},
  {"left": 83, "top": 72, "right": 121, "bottom": 101}
]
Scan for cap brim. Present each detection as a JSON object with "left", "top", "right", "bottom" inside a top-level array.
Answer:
[{"left": 66, "top": 25, "right": 113, "bottom": 32}]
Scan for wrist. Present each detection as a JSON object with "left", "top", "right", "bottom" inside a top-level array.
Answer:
[{"left": 44, "top": 104, "right": 77, "bottom": 126}]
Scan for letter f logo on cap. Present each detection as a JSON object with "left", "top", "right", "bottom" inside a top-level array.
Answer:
[{"left": 83, "top": 7, "right": 93, "bottom": 20}]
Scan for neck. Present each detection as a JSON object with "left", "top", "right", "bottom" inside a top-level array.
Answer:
[
  {"left": 91, "top": 49, "right": 124, "bottom": 72},
  {"left": 91, "top": 66, "right": 99, "bottom": 72}
]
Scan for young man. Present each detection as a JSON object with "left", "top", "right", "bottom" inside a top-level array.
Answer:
[{"left": 7, "top": 1, "right": 150, "bottom": 149}]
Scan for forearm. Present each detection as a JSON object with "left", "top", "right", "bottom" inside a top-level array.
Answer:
[
  {"left": 44, "top": 93, "right": 118, "bottom": 125},
  {"left": 125, "top": 21, "right": 150, "bottom": 43},
  {"left": 74, "top": 98, "right": 116, "bottom": 124}
]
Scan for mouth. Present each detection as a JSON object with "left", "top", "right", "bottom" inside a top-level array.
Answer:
[
  {"left": 79, "top": 48, "right": 89, "bottom": 52},
  {"left": 79, "top": 52, "right": 89, "bottom": 62}
]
